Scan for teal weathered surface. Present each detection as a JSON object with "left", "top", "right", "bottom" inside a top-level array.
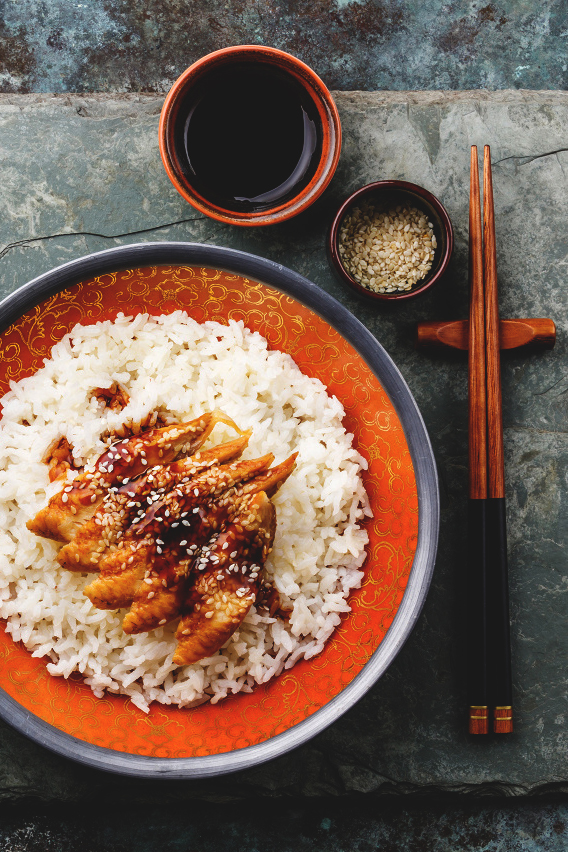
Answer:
[
  {"left": 0, "top": 90, "right": 567, "bottom": 799},
  {"left": 0, "top": 0, "right": 566, "bottom": 93},
  {"left": 1, "top": 797, "right": 568, "bottom": 851}
]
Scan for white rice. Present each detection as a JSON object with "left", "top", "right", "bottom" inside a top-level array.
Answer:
[{"left": 0, "top": 312, "right": 370, "bottom": 713}]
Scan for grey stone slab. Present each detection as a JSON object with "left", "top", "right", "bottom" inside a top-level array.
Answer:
[
  {"left": 0, "top": 1, "right": 567, "bottom": 93},
  {"left": 0, "top": 90, "right": 567, "bottom": 800},
  {"left": 1, "top": 797, "right": 568, "bottom": 852}
]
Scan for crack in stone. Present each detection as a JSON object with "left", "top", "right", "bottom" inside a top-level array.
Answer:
[
  {"left": 533, "top": 376, "right": 567, "bottom": 396},
  {"left": 493, "top": 148, "right": 568, "bottom": 166},
  {"left": 539, "top": 537, "right": 565, "bottom": 550},
  {"left": 508, "top": 426, "right": 568, "bottom": 435},
  {"left": 0, "top": 216, "right": 207, "bottom": 261}
]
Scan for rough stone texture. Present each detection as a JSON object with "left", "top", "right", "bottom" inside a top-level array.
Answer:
[
  {"left": 0, "top": 90, "right": 567, "bottom": 801},
  {"left": 0, "top": 797, "right": 568, "bottom": 851},
  {"left": 0, "top": 0, "right": 567, "bottom": 94}
]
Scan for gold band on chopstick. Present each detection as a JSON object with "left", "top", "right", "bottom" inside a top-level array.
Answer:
[
  {"left": 469, "top": 706, "right": 489, "bottom": 734},
  {"left": 494, "top": 706, "right": 512, "bottom": 718},
  {"left": 493, "top": 706, "right": 513, "bottom": 733}
]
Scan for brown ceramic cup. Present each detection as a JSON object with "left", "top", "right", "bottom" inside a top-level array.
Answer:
[
  {"left": 328, "top": 180, "right": 454, "bottom": 301},
  {"left": 159, "top": 46, "right": 341, "bottom": 227}
]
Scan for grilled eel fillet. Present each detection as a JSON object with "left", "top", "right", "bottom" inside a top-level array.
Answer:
[
  {"left": 57, "top": 431, "right": 252, "bottom": 572},
  {"left": 83, "top": 453, "right": 275, "bottom": 610},
  {"left": 121, "top": 453, "right": 297, "bottom": 634},
  {"left": 27, "top": 411, "right": 236, "bottom": 543},
  {"left": 173, "top": 491, "right": 275, "bottom": 665}
]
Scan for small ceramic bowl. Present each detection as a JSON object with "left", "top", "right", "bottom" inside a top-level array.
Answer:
[
  {"left": 159, "top": 46, "right": 341, "bottom": 227},
  {"left": 328, "top": 180, "right": 454, "bottom": 301}
]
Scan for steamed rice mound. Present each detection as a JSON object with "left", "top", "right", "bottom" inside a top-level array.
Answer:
[{"left": 0, "top": 313, "right": 370, "bottom": 712}]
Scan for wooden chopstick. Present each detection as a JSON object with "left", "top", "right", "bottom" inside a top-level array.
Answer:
[
  {"left": 483, "top": 145, "right": 513, "bottom": 734},
  {"left": 483, "top": 146, "right": 505, "bottom": 500},
  {"left": 467, "top": 145, "right": 513, "bottom": 735},
  {"left": 468, "top": 146, "right": 488, "bottom": 502},
  {"left": 467, "top": 145, "right": 489, "bottom": 735}
]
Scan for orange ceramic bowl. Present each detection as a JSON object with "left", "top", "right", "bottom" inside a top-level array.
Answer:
[
  {"left": 0, "top": 243, "right": 439, "bottom": 778},
  {"left": 159, "top": 46, "right": 341, "bottom": 227}
]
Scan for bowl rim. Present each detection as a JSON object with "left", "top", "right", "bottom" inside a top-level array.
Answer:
[
  {"left": 0, "top": 242, "right": 439, "bottom": 778},
  {"left": 159, "top": 45, "right": 342, "bottom": 227},
  {"left": 328, "top": 179, "right": 454, "bottom": 301}
]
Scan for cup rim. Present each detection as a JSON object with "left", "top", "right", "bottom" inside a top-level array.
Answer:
[
  {"left": 328, "top": 180, "right": 454, "bottom": 301},
  {"left": 159, "top": 45, "right": 342, "bottom": 227}
]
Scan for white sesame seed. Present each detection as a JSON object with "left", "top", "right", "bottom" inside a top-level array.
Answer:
[{"left": 338, "top": 201, "right": 436, "bottom": 294}]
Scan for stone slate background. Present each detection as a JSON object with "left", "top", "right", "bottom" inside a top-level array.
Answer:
[{"left": 0, "top": 0, "right": 567, "bottom": 94}]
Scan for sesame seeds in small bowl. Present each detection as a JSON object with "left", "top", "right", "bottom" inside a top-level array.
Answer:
[{"left": 328, "top": 180, "right": 454, "bottom": 301}]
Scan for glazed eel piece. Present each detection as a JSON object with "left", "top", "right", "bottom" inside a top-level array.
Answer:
[
  {"left": 27, "top": 411, "right": 231, "bottom": 543},
  {"left": 57, "top": 431, "right": 252, "bottom": 572},
  {"left": 121, "top": 453, "right": 297, "bottom": 635},
  {"left": 83, "top": 453, "right": 275, "bottom": 611},
  {"left": 173, "top": 491, "right": 276, "bottom": 666}
]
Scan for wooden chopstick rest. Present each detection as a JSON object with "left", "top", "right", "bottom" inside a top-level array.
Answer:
[{"left": 416, "top": 318, "right": 556, "bottom": 352}]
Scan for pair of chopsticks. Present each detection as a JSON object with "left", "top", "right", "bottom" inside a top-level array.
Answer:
[{"left": 467, "top": 145, "right": 513, "bottom": 735}]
